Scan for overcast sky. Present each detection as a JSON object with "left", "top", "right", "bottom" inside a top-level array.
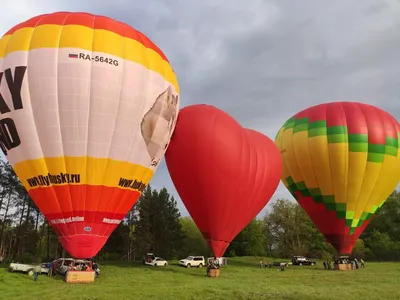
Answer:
[{"left": 1, "top": 0, "right": 400, "bottom": 218}]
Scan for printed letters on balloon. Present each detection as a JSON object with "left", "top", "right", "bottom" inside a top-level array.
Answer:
[{"left": 0, "top": 66, "right": 26, "bottom": 155}]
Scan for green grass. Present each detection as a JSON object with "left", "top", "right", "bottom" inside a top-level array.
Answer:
[{"left": 1, "top": 257, "right": 400, "bottom": 300}]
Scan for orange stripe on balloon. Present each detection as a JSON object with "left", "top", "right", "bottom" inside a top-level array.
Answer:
[
  {"left": 29, "top": 184, "right": 141, "bottom": 216},
  {"left": 3, "top": 11, "right": 168, "bottom": 62}
]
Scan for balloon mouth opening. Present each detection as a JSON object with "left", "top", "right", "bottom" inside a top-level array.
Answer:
[{"left": 59, "top": 235, "right": 108, "bottom": 259}]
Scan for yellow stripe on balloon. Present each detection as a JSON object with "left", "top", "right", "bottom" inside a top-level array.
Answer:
[
  {"left": 327, "top": 143, "right": 348, "bottom": 203},
  {"left": 0, "top": 25, "right": 179, "bottom": 93},
  {"left": 292, "top": 131, "right": 319, "bottom": 188},
  {"left": 281, "top": 129, "right": 303, "bottom": 183},
  {"left": 276, "top": 128, "right": 295, "bottom": 189},
  {"left": 345, "top": 152, "right": 367, "bottom": 212},
  {"left": 308, "top": 135, "right": 333, "bottom": 195},
  {"left": 13, "top": 157, "right": 154, "bottom": 192},
  {"left": 363, "top": 154, "right": 400, "bottom": 213},
  {"left": 353, "top": 161, "right": 382, "bottom": 219}
]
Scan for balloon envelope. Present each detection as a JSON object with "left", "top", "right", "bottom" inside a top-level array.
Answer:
[
  {"left": 165, "top": 104, "right": 281, "bottom": 257},
  {"left": 275, "top": 102, "right": 400, "bottom": 255},
  {"left": 0, "top": 12, "right": 179, "bottom": 258}
]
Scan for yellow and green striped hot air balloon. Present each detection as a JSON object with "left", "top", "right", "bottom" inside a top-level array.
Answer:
[{"left": 275, "top": 102, "right": 400, "bottom": 255}]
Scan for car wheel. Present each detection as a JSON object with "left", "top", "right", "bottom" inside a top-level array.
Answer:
[
  {"left": 27, "top": 270, "right": 34, "bottom": 276},
  {"left": 164, "top": 263, "right": 167, "bottom": 266},
  {"left": 198, "top": 263, "right": 203, "bottom": 268},
  {"left": 311, "top": 263, "right": 315, "bottom": 266},
  {"left": 154, "top": 264, "right": 158, "bottom": 267},
  {"left": 186, "top": 264, "right": 191, "bottom": 268},
  {"left": 299, "top": 263, "right": 302, "bottom": 266}
]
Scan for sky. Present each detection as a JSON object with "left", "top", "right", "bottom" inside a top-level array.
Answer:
[{"left": 1, "top": 0, "right": 400, "bottom": 218}]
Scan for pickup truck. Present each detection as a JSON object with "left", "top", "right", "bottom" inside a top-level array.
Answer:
[
  {"left": 291, "top": 255, "right": 316, "bottom": 266},
  {"left": 8, "top": 262, "right": 49, "bottom": 276}
]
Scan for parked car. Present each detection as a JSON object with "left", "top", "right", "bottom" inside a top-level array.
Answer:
[
  {"left": 145, "top": 257, "right": 168, "bottom": 267},
  {"left": 179, "top": 256, "right": 205, "bottom": 268},
  {"left": 292, "top": 255, "right": 316, "bottom": 266},
  {"left": 8, "top": 262, "right": 49, "bottom": 276},
  {"left": 142, "top": 253, "right": 156, "bottom": 265}
]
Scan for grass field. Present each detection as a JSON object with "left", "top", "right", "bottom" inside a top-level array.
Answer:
[{"left": 1, "top": 257, "right": 399, "bottom": 300}]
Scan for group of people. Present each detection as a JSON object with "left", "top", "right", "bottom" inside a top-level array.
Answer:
[
  {"left": 207, "top": 257, "right": 221, "bottom": 270},
  {"left": 323, "top": 257, "right": 365, "bottom": 270},
  {"left": 351, "top": 258, "right": 365, "bottom": 269},
  {"left": 68, "top": 262, "right": 93, "bottom": 272}
]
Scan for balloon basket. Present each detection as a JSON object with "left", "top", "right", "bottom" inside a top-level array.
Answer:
[
  {"left": 334, "top": 263, "right": 353, "bottom": 271},
  {"left": 207, "top": 268, "right": 220, "bottom": 278},
  {"left": 65, "top": 270, "right": 96, "bottom": 283}
]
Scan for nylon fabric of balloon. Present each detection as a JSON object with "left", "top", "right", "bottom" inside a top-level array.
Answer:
[
  {"left": 165, "top": 104, "right": 282, "bottom": 258},
  {"left": 275, "top": 102, "right": 400, "bottom": 255},
  {"left": 0, "top": 12, "right": 179, "bottom": 258}
]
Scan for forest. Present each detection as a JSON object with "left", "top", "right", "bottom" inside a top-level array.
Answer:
[{"left": 0, "top": 159, "right": 399, "bottom": 263}]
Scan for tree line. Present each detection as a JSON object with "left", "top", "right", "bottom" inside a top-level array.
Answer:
[{"left": 0, "top": 159, "right": 399, "bottom": 263}]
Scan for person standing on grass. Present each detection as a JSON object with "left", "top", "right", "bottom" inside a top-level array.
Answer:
[
  {"left": 360, "top": 258, "right": 365, "bottom": 268},
  {"left": 354, "top": 258, "right": 359, "bottom": 269},
  {"left": 33, "top": 263, "right": 41, "bottom": 282},
  {"left": 47, "top": 262, "right": 53, "bottom": 276},
  {"left": 259, "top": 259, "right": 263, "bottom": 269}
]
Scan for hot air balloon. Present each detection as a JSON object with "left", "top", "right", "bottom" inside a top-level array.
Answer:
[
  {"left": 0, "top": 12, "right": 179, "bottom": 258},
  {"left": 275, "top": 102, "right": 400, "bottom": 255},
  {"left": 165, "top": 104, "right": 282, "bottom": 258}
]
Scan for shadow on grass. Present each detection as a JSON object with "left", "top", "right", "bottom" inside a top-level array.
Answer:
[
  {"left": 100, "top": 261, "right": 209, "bottom": 278},
  {"left": 99, "top": 260, "right": 149, "bottom": 268},
  {"left": 226, "top": 259, "right": 261, "bottom": 269},
  {"left": 149, "top": 265, "right": 208, "bottom": 278}
]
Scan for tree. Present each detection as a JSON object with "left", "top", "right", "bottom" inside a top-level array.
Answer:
[
  {"left": 134, "top": 185, "right": 153, "bottom": 256},
  {"left": 362, "top": 191, "right": 400, "bottom": 242},
  {"left": 180, "top": 217, "right": 210, "bottom": 257},
  {"left": 351, "top": 239, "right": 367, "bottom": 259},
  {"left": 364, "top": 230, "right": 398, "bottom": 261},
  {"left": 134, "top": 186, "right": 184, "bottom": 259},
  {"left": 227, "top": 219, "right": 266, "bottom": 257}
]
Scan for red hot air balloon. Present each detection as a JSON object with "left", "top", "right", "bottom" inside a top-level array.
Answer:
[{"left": 165, "top": 104, "right": 282, "bottom": 258}]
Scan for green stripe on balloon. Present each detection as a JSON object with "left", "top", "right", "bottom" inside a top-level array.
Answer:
[
  {"left": 281, "top": 118, "right": 399, "bottom": 162},
  {"left": 283, "top": 118, "right": 296, "bottom": 130},
  {"left": 284, "top": 176, "right": 374, "bottom": 233}
]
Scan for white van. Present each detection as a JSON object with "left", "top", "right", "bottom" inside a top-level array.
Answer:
[{"left": 179, "top": 256, "right": 205, "bottom": 268}]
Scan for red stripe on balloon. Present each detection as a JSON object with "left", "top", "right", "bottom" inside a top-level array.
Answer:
[
  {"left": 28, "top": 184, "right": 141, "bottom": 258},
  {"left": 295, "top": 191, "right": 372, "bottom": 255}
]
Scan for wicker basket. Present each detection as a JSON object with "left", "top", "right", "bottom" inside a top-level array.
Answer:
[
  {"left": 334, "top": 263, "right": 353, "bottom": 271},
  {"left": 207, "top": 268, "right": 220, "bottom": 277}
]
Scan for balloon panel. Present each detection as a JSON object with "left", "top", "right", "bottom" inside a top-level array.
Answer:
[
  {"left": 275, "top": 102, "right": 400, "bottom": 254},
  {"left": 0, "top": 12, "right": 179, "bottom": 258}
]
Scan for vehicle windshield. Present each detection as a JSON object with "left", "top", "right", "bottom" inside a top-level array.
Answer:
[{"left": 187, "top": 256, "right": 194, "bottom": 260}]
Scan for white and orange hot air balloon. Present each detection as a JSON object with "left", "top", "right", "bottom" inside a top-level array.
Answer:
[{"left": 0, "top": 11, "right": 179, "bottom": 258}]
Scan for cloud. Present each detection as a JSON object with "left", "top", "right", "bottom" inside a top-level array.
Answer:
[{"left": 1, "top": 0, "right": 400, "bottom": 218}]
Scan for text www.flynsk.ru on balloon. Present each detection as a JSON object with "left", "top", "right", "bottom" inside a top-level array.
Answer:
[
  {"left": 118, "top": 177, "right": 146, "bottom": 193},
  {"left": 26, "top": 173, "right": 80, "bottom": 187}
]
